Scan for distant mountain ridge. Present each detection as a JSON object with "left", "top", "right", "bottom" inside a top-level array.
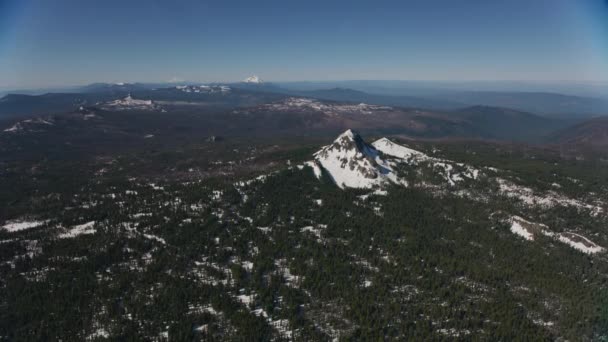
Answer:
[
  {"left": 0, "top": 92, "right": 570, "bottom": 144},
  {"left": 0, "top": 81, "right": 589, "bottom": 145},
  {"left": 550, "top": 117, "right": 608, "bottom": 149},
  {"left": 433, "top": 91, "right": 608, "bottom": 118},
  {"left": 4, "top": 80, "right": 607, "bottom": 118},
  {"left": 452, "top": 105, "right": 567, "bottom": 142},
  {"left": 288, "top": 87, "right": 462, "bottom": 110}
]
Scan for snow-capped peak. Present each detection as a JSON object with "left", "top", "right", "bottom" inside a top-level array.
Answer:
[
  {"left": 307, "top": 131, "right": 485, "bottom": 190},
  {"left": 243, "top": 75, "right": 263, "bottom": 84},
  {"left": 312, "top": 130, "right": 400, "bottom": 189},
  {"left": 337, "top": 128, "right": 357, "bottom": 140},
  {"left": 318, "top": 129, "right": 372, "bottom": 158}
]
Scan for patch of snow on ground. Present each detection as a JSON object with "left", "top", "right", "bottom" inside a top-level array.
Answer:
[
  {"left": 149, "top": 183, "right": 164, "bottom": 191},
  {"left": 532, "top": 318, "right": 555, "bottom": 327},
  {"left": 3, "top": 123, "right": 21, "bottom": 132},
  {"left": 270, "top": 319, "right": 293, "bottom": 339},
  {"left": 58, "top": 221, "right": 96, "bottom": 238},
  {"left": 143, "top": 234, "right": 167, "bottom": 245},
  {"left": 507, "top": 216, "right": 604, "bottom": 254},
  {"left": 509, "top": 216, "right": 537, "bottom": 241},
  {"left": 3, "top": 118, "right": 54, "bottom": 133},
  {"left": 234, "top": 288, "right": 294, "bottom": 339},
  {"left": 437, "top": 328, "right": 471, "bottom": 337},
  {"left": 2, "top": 220, "right": 47, "bottom": 232},
  {"left": 211, "top": 190, "right": 223, "bottom": 200},
  {"left": 236, "top": 293, "right": 255, "bottom": 307},
  {"left": 192, "top": 259, "right": 233, "bottom": 286},
  {"left": 241, "top": 261, "right": 254, "bottom": 271},
  {"left": 86, "top": 328, "right": 110, "bottom": 340},
  {"left": 301, "top": 225, "right": 325, "bottom": 240},
  {"left": 276, "top": 259, "right": 301, "bottom": 287},
  {"left": 305, "top": 161, "right": 323, "bottom": 179},
  {"left": 257, "top": 226, "right": 271, "bottom": 234},
  {"left": 497, "top": 178, "right": 602, "bottom": 215},
  {"left": 132, "top": 212, "right": 152, "bottom": 219},
  {"left": 558, "top": 232, "right": 604, "bottom": 254}
]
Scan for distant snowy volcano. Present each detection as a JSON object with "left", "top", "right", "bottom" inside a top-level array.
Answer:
[{"left": 243, "top": 75, "right": 263, "bottom": 84}]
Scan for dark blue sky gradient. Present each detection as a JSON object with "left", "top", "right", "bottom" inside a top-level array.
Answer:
[{"left": 0, "top": 0, "right": 607, "bottom": 87}]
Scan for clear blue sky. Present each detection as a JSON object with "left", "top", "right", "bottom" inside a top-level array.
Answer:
[{"left": 1, "top": 0, "right": 607, "bottom": 88}]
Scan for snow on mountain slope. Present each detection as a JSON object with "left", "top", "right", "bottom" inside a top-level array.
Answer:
[
  {"left": 313, "top": 130, "right": 401, "bottom": 189},
  {"left": 311, "top": 131, "right": 483, "bottom": 189},
  {"left": 307, "top": 130, "right": 606, "bottom": 256},
  {"left": 234, "top": 98, "right": 393, "bottom": 117},
  {"left": 3, "top": 118, "right": 54, "bottom": 133},
  {"left": 373, "top": 137, "right": 481, "bottom": 186},
  {"left": 273, "top": 98, "right": 392, "bottom": 115},
  {"left": 311, "top": 131, "right": 603, "bottom": 218},
  {"left": 101, "top": 95, "right": 162, "bottom": 111},
  {"left": 372, "top": 137, "right": 428, "bottom": 161},
  {"left": 508, "top": 216, "right": 549, "bottom": 241}
]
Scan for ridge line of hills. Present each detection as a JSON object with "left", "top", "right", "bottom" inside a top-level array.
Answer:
[{"left": 0, "top": 81, "right": 607, "bottom": 151}]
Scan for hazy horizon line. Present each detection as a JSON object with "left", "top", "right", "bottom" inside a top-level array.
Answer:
[{"left": 2, "top": 78, "right": 608, "bottom": 91}]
